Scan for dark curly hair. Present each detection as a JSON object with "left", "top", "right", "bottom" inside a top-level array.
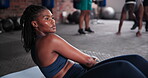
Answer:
[{"left": 21, "top": 5, "right": 47, "bottom": 52}]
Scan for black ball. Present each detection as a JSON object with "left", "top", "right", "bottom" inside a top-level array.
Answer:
[
  {"left": 1, "top": 18, "right": 14, "bottom": 32},
  {"left": 67, "top": 13, "right": 74, "bottom": 23},
  {"left": 72, "top": 11, "right": 80, "bottom": 24}
]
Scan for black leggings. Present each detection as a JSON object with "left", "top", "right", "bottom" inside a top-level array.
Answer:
[{"left": 80, "top": 54, "right": 148, "bottom": 78}]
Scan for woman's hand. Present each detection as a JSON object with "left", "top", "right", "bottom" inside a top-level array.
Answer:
[
  {"left": 80, "top": 56, "right": 99, "bottom": 70},
  {"left": 84, "top": 56, "right": 99, "bottom": 68},
  {"left": 91, "top": 56, "right": 99, "bottom": 63}
]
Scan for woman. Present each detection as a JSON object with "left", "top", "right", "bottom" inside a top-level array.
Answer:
[{"left": 21, "top": 5, "right": 148, "bottom": 78}]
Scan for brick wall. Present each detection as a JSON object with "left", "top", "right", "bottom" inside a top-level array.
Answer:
[
  {"left": 53, "top": 0, "right": 76, "bottom": 23},
  {"left": 0, "top": 0, "right": 76, "bottom": 23}
]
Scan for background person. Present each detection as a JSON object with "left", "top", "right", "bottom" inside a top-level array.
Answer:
[
  {"left": 116, "top": 0, "right": 144, "bottom": 37},
  {"left": 75, "top": 0, "right": 94, "bottom": 34}
]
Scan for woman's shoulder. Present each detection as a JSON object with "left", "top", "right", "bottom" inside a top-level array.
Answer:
[
  {"left": 36, "top": 33, "right": 62, "bottom": 49},
  {"left": 46, "top": 33, "right": 60, "bottom": 39},
  {"left": 45, "top": 33, "right": 63, "bottom": 43}
]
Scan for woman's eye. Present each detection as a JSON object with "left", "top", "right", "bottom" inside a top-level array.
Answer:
[{"left": 45, "top": 18, "right": 49, "bottom": 20}]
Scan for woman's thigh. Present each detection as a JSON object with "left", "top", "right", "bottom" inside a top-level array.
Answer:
[
  {"left": 80, "top": 60, "right": 146, "bottom": 78},
  {"left": 93, "top": 54, "right": 148, "bottom": 77}
]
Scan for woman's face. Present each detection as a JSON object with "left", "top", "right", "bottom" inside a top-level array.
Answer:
[{"left": 32, "top": 9, "right": 56, "bottom": 33}]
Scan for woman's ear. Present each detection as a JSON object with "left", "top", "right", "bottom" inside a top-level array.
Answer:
[{"left": 31, "top": 21, "right": 38, "bottom": 28}]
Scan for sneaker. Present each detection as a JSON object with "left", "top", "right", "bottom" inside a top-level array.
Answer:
[
  {"left": 78, "top": 29, "right": 86, "bottom": 34},
  {"left": 85, "top": 27, "right": 94, "bottom": 33},
  {"left": 131, "top": 23, "right": 138, "bottom": 30}
]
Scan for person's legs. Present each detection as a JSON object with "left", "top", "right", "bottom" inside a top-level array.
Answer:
[
  {"left": 77, "top": 0, "right": 89, "bottom": 34},
  {"left": 80, "top": 60, "right": 146, "bottom": 78},
  {"left": 78, "top": 10, "right": 86, "bottom": 34},
  {"left": 84, "top": 10, "right": 94, "bottom": 33},
  {"left": 116, "top": 6, "right": 127, "bottom": 35},
  {"left": 128, "top": 4, "right": 138, "bottom": 30},
  {"left": 93, "top": 54, "right": 148, "bottom": 77},
  {"left": 136, "top": 4, "right": 144, "bottom": 37},
  {"left": 84, "top": 10, "right": 90, "bottom": 29}
]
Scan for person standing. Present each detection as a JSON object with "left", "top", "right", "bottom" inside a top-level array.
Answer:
[
  {"left": 116, "top": 0, "right": 144, "bottom": 37},
  {"left": 76, "top": 0, "right": 94, "bottom": 34}
]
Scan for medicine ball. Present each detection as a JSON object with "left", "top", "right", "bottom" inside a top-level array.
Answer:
[
  {"left": 67, "top": 13, "right": 74, "bottom": 23},
  {"left": 1, "top": 18, "right": 14, "bottom": 32},
  {"left": 72, "top": 11, "right": 80, "bottom": 24}
]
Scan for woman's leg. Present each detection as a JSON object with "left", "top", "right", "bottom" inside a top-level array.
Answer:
[
  {"left": 93, "top": 54, "right": 148, "bottom": 77},
  {"left": 79, "top": 10, "right": 86, "bottom": 29},
  {"left": 84, "top": 10, "right": 90, "bottom": 29},
  {"left": 78, "top": 10, "right": 87, "bottom": 34},
  {"left": 136, "top": 4, "right": 144, "bottom": 37},
  {"left": 80, "top": 60, "right": 146, "bottom": 78},
  {"left": 84, "top": 10, "right": 94, "bottom": 33}
]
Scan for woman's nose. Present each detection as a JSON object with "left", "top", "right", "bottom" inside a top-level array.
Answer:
[{"left": 50, "top": 19, "right": 55, "bottom": 25}]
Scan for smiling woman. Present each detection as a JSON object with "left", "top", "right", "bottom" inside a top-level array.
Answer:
[{"left": 21, "top": 5, "right": 148, "bottom": 78}]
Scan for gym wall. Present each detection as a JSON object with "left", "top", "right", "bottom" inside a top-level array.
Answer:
[{"left": 0, "top": 0, "right": 76, "bottom": 23}]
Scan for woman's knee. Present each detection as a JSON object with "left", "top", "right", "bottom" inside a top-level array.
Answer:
[
  {"left": 117, "top": 60, "right": 134, "bottom": 66},
  {"left": 122, "top": 54, "right": 144, "bottom": 59},
  {"left": 129, "top": 54, "right": 145, "bottom": 60},
  {"left": 96, "top": 60, "right": 133, "bottom": 69}
]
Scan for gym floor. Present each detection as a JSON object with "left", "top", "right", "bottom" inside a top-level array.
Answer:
[{"left": 0, "top": 19, "right": 148, "bottom": 77}]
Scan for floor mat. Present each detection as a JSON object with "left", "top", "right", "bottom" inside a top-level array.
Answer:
[{"left": 1, "top": 66, "right": 45, "bottom": 78}]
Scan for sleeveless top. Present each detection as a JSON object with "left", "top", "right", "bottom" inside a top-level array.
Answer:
[
  {"left": 31, "top": 46, "right": 67, "bottom": 78},
  {"left": 39, "top": 55, "right": 67, "bottom": 78}
]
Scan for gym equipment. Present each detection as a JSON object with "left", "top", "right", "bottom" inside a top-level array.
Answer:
[
  {"left": 0, "top": 0, "right": 10, "bottom": 9},
  {"left": 67, "top": 11, "right": 80, "bottom": 24},
  {"left": 1, "top": 18, "right": 14, "bottom": 32},
  {"left": 72, "top": 11, "right": 80, "bottom": 24},
  {"left": 9, "top": 17, "right": 22, "bottom": 30},
  {"left": 67, "top": 13, "right": 74, "bottom": 23},
  {"left": 61, "top": 11, "right": 69, "bottom": 23},
  {"left": 101, "top": 7, "right": 115, "bottom": 19}
]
